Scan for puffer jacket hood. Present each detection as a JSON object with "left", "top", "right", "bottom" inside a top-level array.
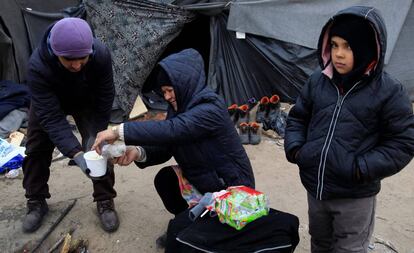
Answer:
[
  {"left": 158, "top": 48, "right": 218, "bottom": 116},
  {"left": 317, "top": 6, "right": 386, "bottom": 80},
  {"left": 123, "top": 48, "right": 255, "bottom": 193}
]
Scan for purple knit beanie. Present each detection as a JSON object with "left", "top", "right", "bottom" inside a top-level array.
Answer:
[{"left": 50, "top": 18, "right": 93, "bottom": 58}]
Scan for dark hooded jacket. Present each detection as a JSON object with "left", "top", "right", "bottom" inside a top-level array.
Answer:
[
  {"left": 124, "top": 48, "right": 255, "bottom": 193},
  {"left": 27, "top": 24, "right": 114, "bottom": 157},
  {"left": 284, "top": 6, "right": 414, "bottom": 200}
]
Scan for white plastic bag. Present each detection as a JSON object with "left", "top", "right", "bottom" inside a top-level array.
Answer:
[{"left": 0, "top": 138, "right": 26, "bottom": 173}]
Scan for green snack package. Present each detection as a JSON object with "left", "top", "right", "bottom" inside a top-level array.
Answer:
[{"left": 214, "top": 186, "right": 269, "bottom": 230}]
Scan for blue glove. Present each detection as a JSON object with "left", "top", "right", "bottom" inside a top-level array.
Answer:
[{"left": 73, "top": 152, "right": 91, "bottom": 177}]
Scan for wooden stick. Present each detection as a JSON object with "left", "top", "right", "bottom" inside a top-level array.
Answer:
[
  {"left": 60, "top": 234, "right": 72, "bottom": 253},
  {"left": 47, "top": 227, "right": 76, "bottom": 253}
]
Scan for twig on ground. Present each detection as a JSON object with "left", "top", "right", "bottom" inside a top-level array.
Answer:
[
  {"left": 374, "top": 236, "right": 398, "bottom": 253},
  {"left": 47, "top": 227, "right": 76, "bottom": 253},
  {"left": 60, "top": 233, "right": 72, "bottom": 253}
]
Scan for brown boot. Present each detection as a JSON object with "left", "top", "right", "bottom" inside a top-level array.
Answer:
[{"left": 97, "top": 199, "right": 119, "bottom": 232}]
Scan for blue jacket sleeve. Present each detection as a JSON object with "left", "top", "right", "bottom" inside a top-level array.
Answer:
[
  {"left": 28, "top": 68, "right": 81, "bottom": 157},
  {"left": 123, "top": 101, "right": 225, "bottom": 146},
  {"left": 134, "top": 145, "right": 172, "bottom": 169}
]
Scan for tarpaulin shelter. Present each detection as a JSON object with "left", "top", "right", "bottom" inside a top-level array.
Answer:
[{"left": 1, "top": 0, "right": 413, "bottom": 122}]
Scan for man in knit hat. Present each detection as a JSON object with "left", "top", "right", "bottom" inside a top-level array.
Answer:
[{"left": 22, "top": 17, "right": 119, "bottom": 233}]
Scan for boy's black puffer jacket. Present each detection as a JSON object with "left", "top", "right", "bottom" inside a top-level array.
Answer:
[{"left": 284, "top": 6, "right": 414, "bottom": 200}]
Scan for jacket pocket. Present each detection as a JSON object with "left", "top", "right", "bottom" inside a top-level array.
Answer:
[{"left": 296, "top": 142, "right": 320, "bottom": 170}]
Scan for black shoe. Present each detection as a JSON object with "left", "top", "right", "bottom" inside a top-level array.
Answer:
[
  {"left": 97, "top": 199, "right": 119, "bottom": 232},
  {"left": 22, "top": 199, "right": 48, "bottom": 233},
  {"left": 156, "top": 232, "right": 167, "bottom": 249}
]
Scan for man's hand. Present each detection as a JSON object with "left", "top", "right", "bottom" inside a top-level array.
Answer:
[
  {"left": 92, "top": 128, "right": 119, "bottom": 155},
  {"left": 112, "top": 146, "right": 139, "bottom": 166},
  {"left": 73, "top": 151, "right": 91, "bottom": 177}
]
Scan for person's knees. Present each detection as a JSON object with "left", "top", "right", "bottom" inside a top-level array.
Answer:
[{"left": 154, "top": 166, "right": 175, "bottom": 189}]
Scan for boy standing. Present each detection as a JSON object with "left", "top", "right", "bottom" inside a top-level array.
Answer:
[{"left": 284, "top": 6, "right": 414, "bottom": 252}]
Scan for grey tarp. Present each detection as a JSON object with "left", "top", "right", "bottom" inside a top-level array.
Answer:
[
  {"left": 227, "top": 0, "right": 412, "bottom": 64},
  {"left": 226, "top": 0, "right": 414, "bottom": 100},
  {"left": 208, "top": 12, "right": 317, "bottom": 105},
  {"left": 0, "top": 0, "right": 32, "bottom": 83},
  {"left": 0, "top": 0, "right": 83, "bottom": 82},
  {"left": 385, "top": 2, "right": 414, "bottom": 101},
  {"left": 0, "top": 26, "right": 18, "bottom": 81},
  {"left": 2, "top": 0, "right": 413, "bottom": 118},
  {"left": 85, "top": 0, "right": 195, "bottom": 118}
]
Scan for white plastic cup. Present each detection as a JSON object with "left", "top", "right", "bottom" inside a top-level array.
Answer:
[{"left": 84, "top": 151, "right": 107, "bottom": 177}]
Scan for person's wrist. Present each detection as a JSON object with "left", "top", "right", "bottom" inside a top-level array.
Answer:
[
  {"left": 111, "top": 125, "right": 119, "bottom": 136},
  {"left": 115, "top": 123, "right": 124, "bottom": 141}
]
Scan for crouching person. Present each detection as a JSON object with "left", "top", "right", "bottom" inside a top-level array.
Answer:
[{"left": 92, "top": 48, "right": 255, "bottom": 247}]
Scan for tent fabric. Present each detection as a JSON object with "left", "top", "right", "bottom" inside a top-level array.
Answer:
[
  {"left": 85, "top": 0, "right": 196, "bottom": 117},
  {"left": 0, "top": 0, "right": 32, "bottom": 83},
  {"left": 0, "top": 0, "right": 83, "bottom": 83},
  {"left": 227, "top": 0, "right": 412, "bottom": 64},
  {"left": 21, "top": 3, "right": 86, "bottom": 53},
  {"left": 1, "top": 0, "right": 413, "bottom": 119},
  {"left": 208, "top": 13, "right": 317, "bottom": 105},
  {"left": 385, "top": 2, "right": 414, "bottom": 101},
  {"left": 0, "top": 24, "right": 18, "bottom": 81}
]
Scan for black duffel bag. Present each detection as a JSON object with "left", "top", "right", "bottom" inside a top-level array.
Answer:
[{"left": 165, "top": 208, "right": 300, "bottom": 253}]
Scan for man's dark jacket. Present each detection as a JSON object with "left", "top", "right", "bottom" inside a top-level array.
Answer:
[
  {"left": 124, "top": 48, "right": 255, "bottom": 193},
  {"left": 284, "top": 6, "right": 414, "bottom": 200},
  {"left": 27, "top": 25, "right": 114, "bottom": 157}
]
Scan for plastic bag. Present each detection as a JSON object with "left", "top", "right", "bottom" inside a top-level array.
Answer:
[
  {"left": 101, "top": 144, "right": 126, "bottom": 159},
  {"left": 0, "top": 138, "right": 25, "bottom": 174},
  {"left": 214, "top": 186, "right": 269, "bottom": 230}
]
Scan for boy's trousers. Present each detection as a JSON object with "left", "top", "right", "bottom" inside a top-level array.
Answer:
[{"left": 307, "top": 193, "right": 375, "bottom": 253}]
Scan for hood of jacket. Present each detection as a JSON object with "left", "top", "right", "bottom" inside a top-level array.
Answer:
[
  {"left": 157, "top": 48, "right": 218, "bottom": 115},
  {"left": 317, "top": 6, "right": 387, "bottom": 81}
]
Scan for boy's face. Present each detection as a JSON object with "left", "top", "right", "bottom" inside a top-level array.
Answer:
[
  {"left": 331, "top": 36, "right": 354, "bottom": 75},
  {"left": 161, "top": 85, "right": 177, "bottom": 111}
]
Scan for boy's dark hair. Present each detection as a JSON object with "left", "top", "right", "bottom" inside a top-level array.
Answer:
[{"left": 330, "top": 15, "right": 377, "bottom": 73}]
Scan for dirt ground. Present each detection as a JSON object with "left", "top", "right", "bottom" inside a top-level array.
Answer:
[{"left": 1, "top": 132, "right": 413, "bottom": 253}]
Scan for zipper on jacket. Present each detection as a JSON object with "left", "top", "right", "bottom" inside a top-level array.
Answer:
[{"left": 316, "top": 80, "right": 362, "bottom": 200}]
